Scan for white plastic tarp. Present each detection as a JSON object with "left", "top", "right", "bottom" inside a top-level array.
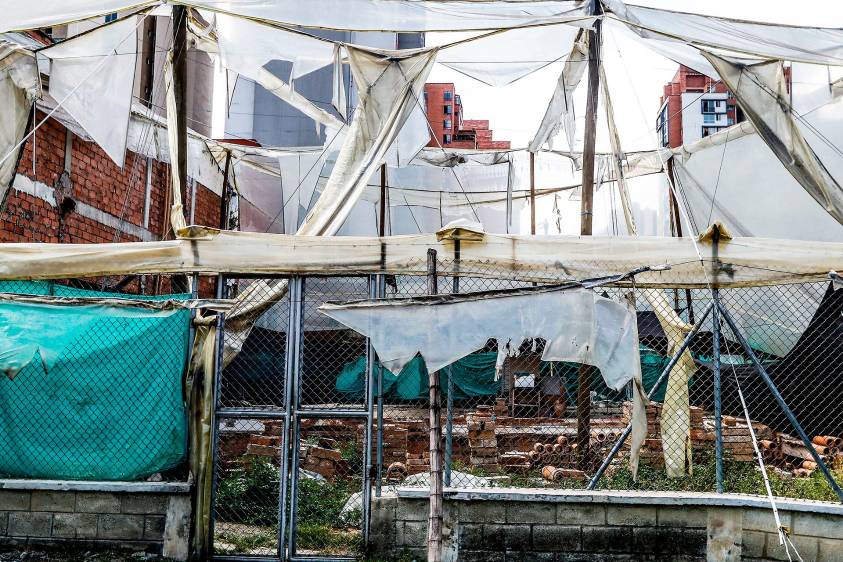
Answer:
[
  {"left": 39, "top": 16, "right": 139, "bottom": 167},
  {"left": 603, "top": 0, "right": 843, "bottom": 66},
  {"left": 0, "top": 43, "right": 39, "bottom": 205},
  {"left": 703, "top": 53, "right": 843, "bottom": 227}
]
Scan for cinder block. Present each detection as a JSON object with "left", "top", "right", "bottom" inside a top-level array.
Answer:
[
  {"left": 52, "top": 513, "right": 98, "bottom": 539},
  {"left": 0, "top": 512, "right": 8, "bottom": 534},
  {"left": 121, "top": 494, "right": 168, "bottom": 515},
  {"left": 459, "top": 523, "right": 484, "bottom": 550},
  {"left": 98, "top": 514, "right": 145, "bottom": 540},
  {"left": 483, "top": 523, "right": 530, "bottom": 552},
  {"left": 460, "top": 551, "right": 505, "bottom": 562},
  {"left": 631, "top": 526, "right": 684, "bottom": 555},
  {"left": 144, "top": 515, "right": 166, "bottom": 540},
  {"left": 818, "top": 538, "right": 843, "bottom": 562},
  {"left": 766, "top": 533, "right": 818, "bottom": 562},
  {"left": 8, "top": 512, "right": 52, "bottom": 537},
  {"left": 743, "top": 508, "right": 792, "bottom": 533},
  {"left": 76, "top": 492, "right": 121, "bottom": 514},
  {"left": 657, "top": 506, "right": 707, "bottom": 528},
  {"left": 792, "top": 512, "right": 843, "bottom": 540},
  {"left": 707, "top": 508, "right": 742, "bottom": 562},
  {"left": 742, "top": 530, "right": 767, "bottom": 559},
  {"left": 31, "top": 491, "right": 75, "bottom": 513},
  {"left": 506, "top": 502, "right": 555, "bottom": 524},
  {"left": 556, "top": 503, "right": 605, "bottom": 525},
  {"left": 606, "top": 505, "right": 657, "bottom": 527},
  {"left": 458, "top": 501, "right": 506, "bottom": 524},
  {"left": 509, "top": 552, "right": 554, "bottom": 561},
  {"left": 683, "top": 528, "right": 708, "bottom": 556},
  {"left": 396, "top": 498, "right": 427, "bottom": 522},
  {"left": 531, "top": 524, "right": 580, "bottom": 551},
  {"left": 0, "top": 491, "right": 30, "bottom": 511},
  {"left": 580, "top": 526, "right": 632, "bottom": 552},
  {"left": 398, "top": 521, "right": 427, "bottom": 547}
]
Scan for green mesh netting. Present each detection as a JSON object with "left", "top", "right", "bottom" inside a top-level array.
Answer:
[
  {"left": 0, "top": 281, "right": 189, "bottom": 481},
  {"left": 336, "top": 347, "right": 676, "bottom": 402}
]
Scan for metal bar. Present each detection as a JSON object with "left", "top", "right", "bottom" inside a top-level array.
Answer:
[
  {"left": 529, "top": 151, "right": 536, "bottom": 235},
  {"left": 587, "top": 301, "right": 715, "bottom": 490},
  {"left": 718, "top": 303, "right": 843, "bottom": 504},
  {"left": 376, "top": 272, "right": 386, "bottom": 497},
  {"left": 291, "top": 409, "right": 371, "bottom": 419},
  {"left": 288, "top": 277, "right": 307, "bottom": 557},
  {"left": 712, "top": 289, "right": 724, "bottom": 493},
  {"left": 212, "top": 555, "right": 281, "bottom": 562},
  {"left": 362, "top": 276, "right": 377, "bottom": 546},
  {"left": 207, "top": 311, "right": 225, "bottom": 554},
  {"left": 277, "top": 276, "right": 301, "bottom": 559},
  {"left": 445, "top": 367, "right": 454, "bottom": 487},
  {"left": 215, "top": 408, "right": 288, "bottom": 419},
  {"left": 426, "top": 248, "right": 444, "bottom": 562}
]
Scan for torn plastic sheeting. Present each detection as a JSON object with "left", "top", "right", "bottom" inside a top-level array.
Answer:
[
  {"left": 0, "top": 43, "right": 39, "bottom": 206},
  {"left": 319, "top": 286, "right": 639, "bottom": 391},
  {"left": 39, "top": 15, "right": 139, "bottom": 168},
  {"left": 703, "top": 53, "right": 843, "bottom": 227}
]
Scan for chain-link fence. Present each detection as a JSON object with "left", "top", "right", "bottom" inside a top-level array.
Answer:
[{"left": 0, "top": 277, "right": 192, "bottom": 482}]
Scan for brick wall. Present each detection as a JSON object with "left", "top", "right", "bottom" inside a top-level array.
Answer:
[
  {"left": 1, "top": 112, "right": 220, "bottom": 245},
  {"left": 0, "top": 485, "right": 190, "bottom": 559},
  {"left": 371, "top": 489, "right": 843, "bottom": 561}
]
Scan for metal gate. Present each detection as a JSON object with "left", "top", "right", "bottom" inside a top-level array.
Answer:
[{"left": 209, "top": 275, "right": 375, "bottom": 561}]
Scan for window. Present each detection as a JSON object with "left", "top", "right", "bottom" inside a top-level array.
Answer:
[
  {"left": 727, "top": 117, "right": 735, "bottom": 126},
  {"left": 703, "top": 114, "right": 716, "bottom": 124},
  {"left": 444, "top": 91, "right": 452, "bottom": 101},
  {"left": 443, "top": 119, "right": 452, "bottom": 129},
  {"left": 105, "top": 12, "right": 118, "bottom": 22},
  {"left": 443, "top": 134, "right": 452, "bottom": 144},
  {"left": 701, "top": 99, "right": 717, "bottom": 113},
  {"left": 444, "top": 105, "right": 452, "bottom": 114},
  {"left": 702, "top": 126, "right": 721, "bottom": 138}
]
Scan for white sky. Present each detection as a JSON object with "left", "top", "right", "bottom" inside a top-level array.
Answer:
[{"left": 427, "top": 0, "right": 843, "bottom": 151}]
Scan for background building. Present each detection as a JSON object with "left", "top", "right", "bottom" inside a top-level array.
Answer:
[
  {"left": 656, "top": 65, "right": 742, "bottom": 149},
  {"left": 424, "top": 83, "right": 511, "bottom": 150}
]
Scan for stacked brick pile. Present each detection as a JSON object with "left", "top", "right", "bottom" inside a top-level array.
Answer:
[
  {"left": 621, "top": 402, "right": 705, "bottom": 467},
  {"left": 467, "top": 406, "right": 498, "bottom": 472},
  {"left": 405, "top": 420, "right": 430, "bottom": 475},
  {"left": 302, "top": 444, "right": 347, "bottom": 482},
  {"left": 721, "top": 415, "right": 774, "bottom": 461},
  {"left": 245, "top": 435, "right": 282, "bottom": 458}
]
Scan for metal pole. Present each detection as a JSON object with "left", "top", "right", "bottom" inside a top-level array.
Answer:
[
  {"left": 287, "top": 278, "right": 306, "bottom": 555},
  {"left": 445, "top": 240, "right": 460, "bottom": 487},
  {"left": 206, "top": 311, "right": 225, "bottom": 554},
  {"left": 379, "top": 164, "right": 388, "bottom": 237},
  {"left": 426, "top": 249, "right": 444, "bottom": 562},
  {"left": 587, "top": 301, "right": 715, "bottom": 490},
  {"left": 375, "top": 273, "right": 386, "bottom": 497},
  {"left": 362, "top": 276, "right": 377, "bottom": 545},
  {"left": 712, "top": 289, "right": 724, "bottom": 493},
  {"left": 529, "top": 151, "right": 536, "bottom": 235},
  {"left": 718, "top": 303, "right": 843, "bottom": 504},
  {"left": 277, "top": 276, "right": 301, "bottom": 559}
]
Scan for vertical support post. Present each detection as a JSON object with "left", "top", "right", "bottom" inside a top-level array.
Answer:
[
  {"left": 286, "top": 277, "right": 306, "bottom": 556},
  {"left": 379, "top": 163, "right": 388, "bottom": 237},
  {"left": 576, "top": 0, "right": 602, "bottom": 469},
  {"left": 376, "top": 273, "right": 386, "bottom": 497},
  {"left": 445, "top": 240, "right": 460, "bottom": 486},
  {"left": 172, "top": 5, "right": 188, "bottom": 212},
  {"left": 426, "top": 249, "right": 443, "bottom": 562},
  {"left": 712, "top": 289, "right": 724, "bottom": 493},
  {"left": 277, "top": 276, "right": 301, "bottom": 559},
  {"left": 362, "top": 275, "right": 377, "bottom": 545},
  {"left": 718, "top": 304, "right": 843, "bottom": 504},
  {"left": 206, "top": 310, "right": 225, "bottom": 554},
  {"left": 529, "top": 151, "right": 536, "bottom": 235}
]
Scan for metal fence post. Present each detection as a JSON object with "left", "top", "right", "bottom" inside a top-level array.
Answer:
[
  {"left": 277, "top": 276, "right": 301, "bottom": 559},
  {"left": 376, "top": 275, "right": 386, "bottom": 497},
  {"left": 445, "top": 240, "right": 460, "bottom": 488},
  {"left": 286, "top": 277, "right": 306, "bottom": 556},
  {"left": 712, "top": 289, "right": 724, "bottom": 493},
  {"left": 362, "top": 275, "right": 378, "bottom": 544},
  {"left": 206, "top": 309, "right": 225, "bottom": 554}
]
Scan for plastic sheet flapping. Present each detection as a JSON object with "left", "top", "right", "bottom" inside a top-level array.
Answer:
[{"left": 0, "top": 42, "right": 38, "bottom": 207}]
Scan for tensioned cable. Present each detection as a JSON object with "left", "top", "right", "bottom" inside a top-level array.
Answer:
[{"left": 705, "top": 72, "right": 741, "bottom": 227}]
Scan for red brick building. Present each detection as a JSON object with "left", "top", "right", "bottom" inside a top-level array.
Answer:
[{"left": 423, "top": 83, "right": 510, "bottom": 150}]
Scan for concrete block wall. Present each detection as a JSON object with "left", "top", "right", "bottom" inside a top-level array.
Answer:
[
  {"left": 0, "top": 482, "right": 190, "bottom": 559},
  {"left": 370, "top": 489, "right": 843, "bottom": 562}
]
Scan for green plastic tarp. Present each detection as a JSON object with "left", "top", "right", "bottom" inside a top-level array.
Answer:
[
  {"left": 335, "top": 346, "right": 677, "bottom": 402},
  {"left": 0, "top": 281, "right": 190, "bottom": 481}
]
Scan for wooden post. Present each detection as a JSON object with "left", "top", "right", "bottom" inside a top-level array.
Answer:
[
  {"left": 379, "top": 163, "right": 388, "bottom": 237},
  {"left": 171, "top": 5, "right": 190, "bottom": 294},
  {"left": 529, "top": 151, "right": 536, "bottom": 235},
  {"left": 426, "top": 248, "right": 443, "bottom": 562},
  {"left": 576, "top": 0, "right": 602, "bottom": 469}
]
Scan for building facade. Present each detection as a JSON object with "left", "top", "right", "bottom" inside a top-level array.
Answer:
[
  {"left": 656, "top": 65, "right": 742, "bottom": 149},
  {"left": 424, "top": 83, "right": 511, "bottom": 150}
]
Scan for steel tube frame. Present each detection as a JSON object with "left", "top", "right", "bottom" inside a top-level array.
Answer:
[
  {"left": 287, "top": 277, "right": 306, "bottom": 558},
  {"left": 207, "top": 310, "right": 225, "bottom": 555},
  {"left": 587, "top": 301, "right": 715, "bottom": 490},
  {"left": 712, "top": 289, "right": 724, "bottom": 493},
  {"left": 376, "top": 275, "right": 386, "bottom": 497},
  {"left": 361, "top": 276, "right": 378, "bottom": 545},
  {"left": 718, "top": 303, "right": 843, "bottom": 504}
]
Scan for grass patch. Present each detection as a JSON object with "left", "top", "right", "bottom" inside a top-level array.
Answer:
[{"left": 297, "top": 523, "right": 362, "bottom": 553}]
